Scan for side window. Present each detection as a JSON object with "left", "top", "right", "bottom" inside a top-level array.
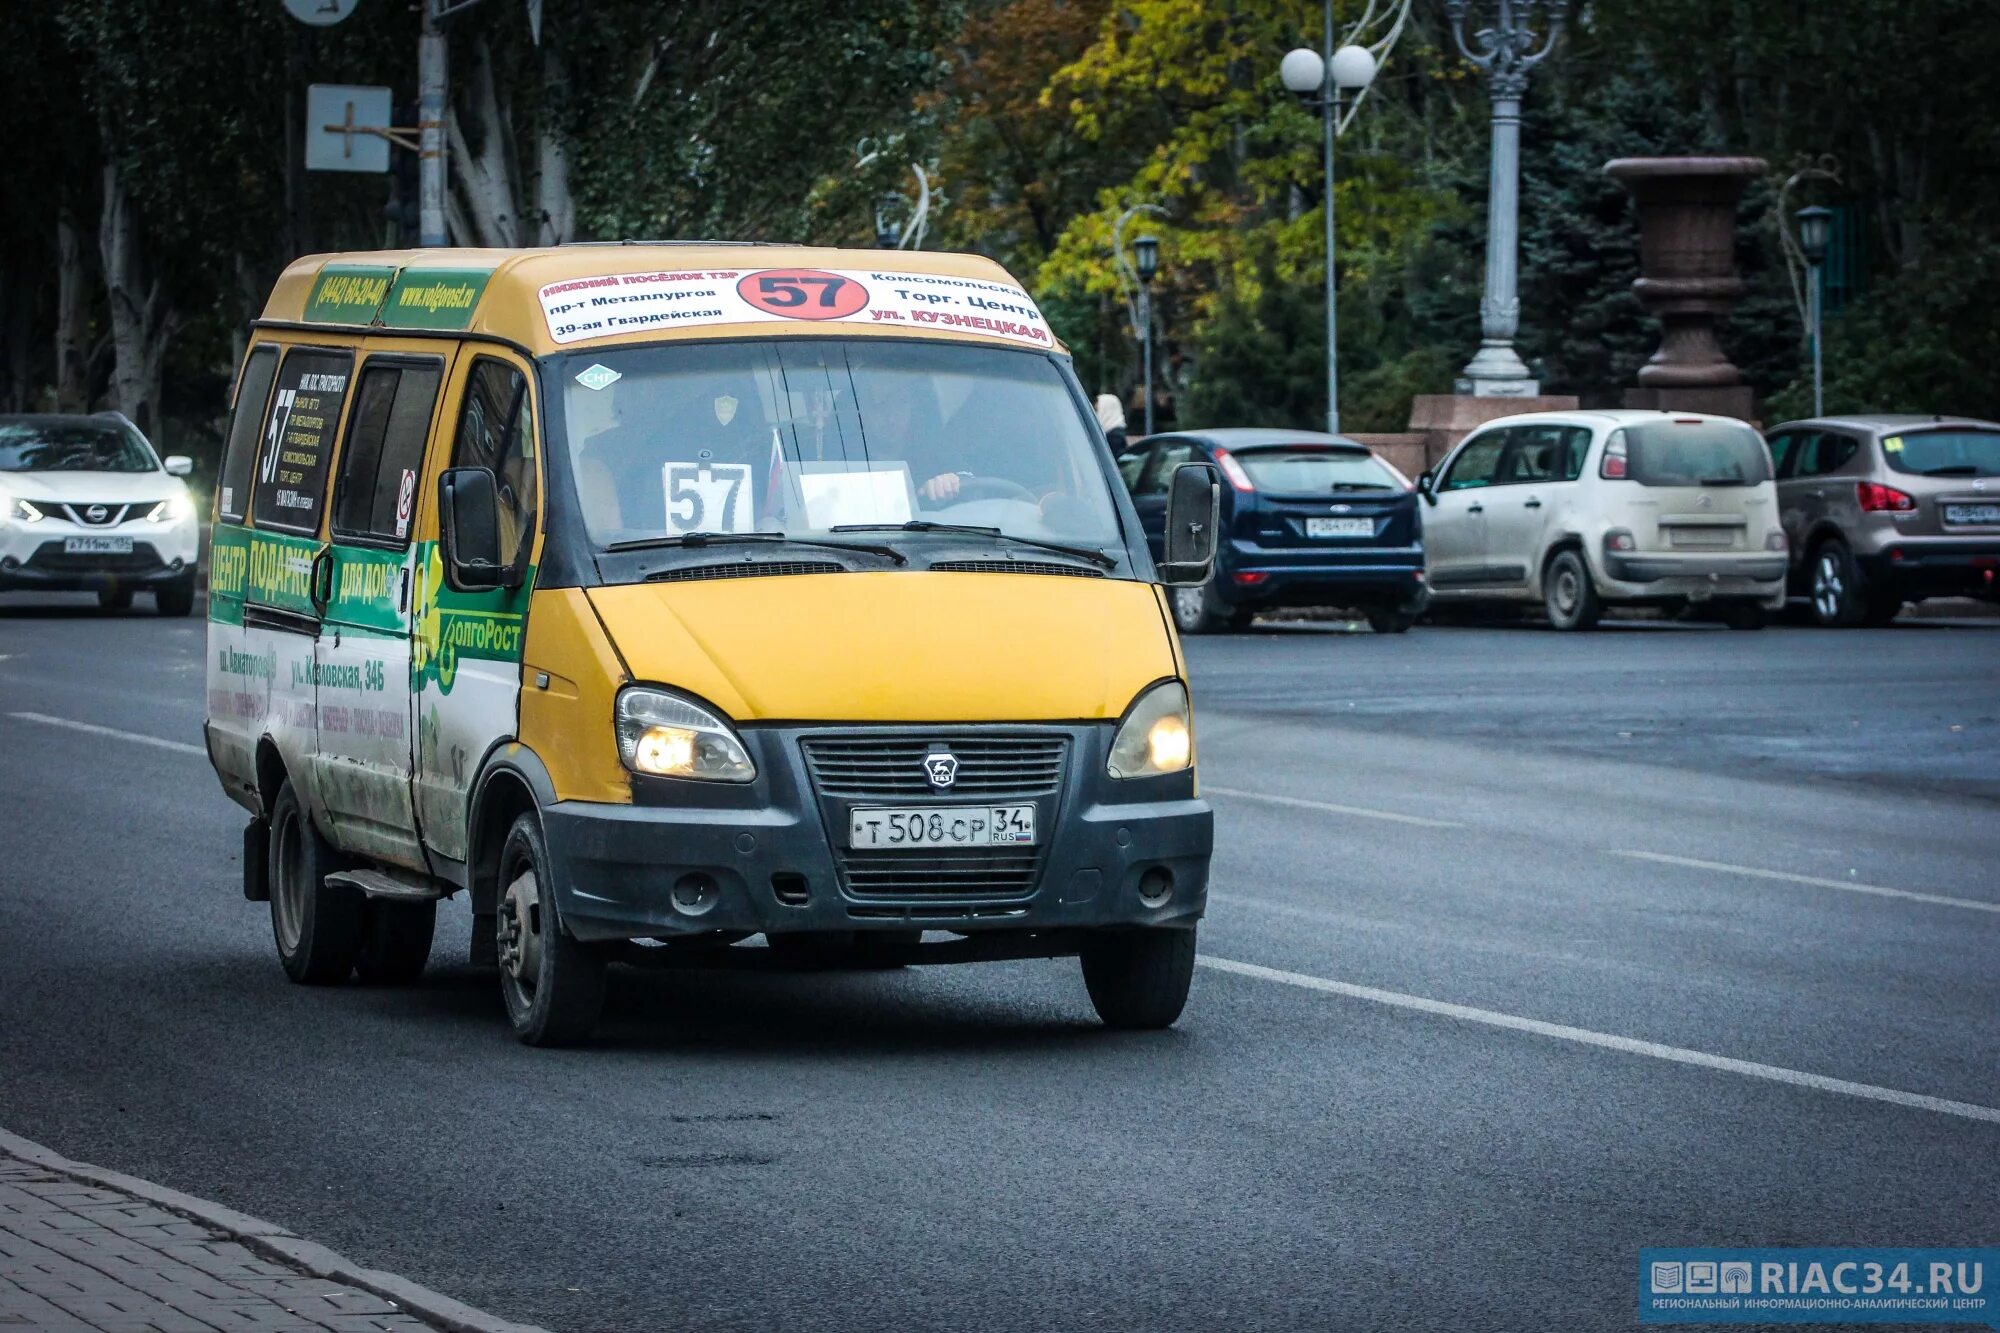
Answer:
[
  {"left": 331, "top": 360, "right": 443, "bottom": 544},
  {"left": 1764, "top": 432, "right": 1801, "bottom": 479},
  {"left": 252, "top": 348, "right": 355, "bottom": 535},
  {"left": 1442, "top": 431, "right": 1508, "bottom": 490},
  {"left": 217, "top": 346, "right": 279, "bottom": 524},
  {"left": 1797, "top": 432, "right": 1859, "bottom": 477},
  {"left": 1498, "top": 427, "right": 1562, "bottom": 484},
  {"left": 1117, "top": 443, "right": 1152, "bottom": 490},
  {"left": 1558, "top": 427, "right": 1592, "bottom": 481},
  {"left": 453, "top": 359, "right": 538, "bottom": 565},
  {"left": 1138, "top": 440, "right": 1193, "bottom": 495}
]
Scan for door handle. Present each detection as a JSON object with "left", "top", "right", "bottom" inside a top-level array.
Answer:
[
  {"left": 308, "top": 548, "right": 334, "bottom": 616},
  {"left": 1523, "top": 498, "right": 1543, "bottom": 509},
  {"left": 1467, "top": 503, "right": 1484, "bottom": 514},
  {"left": 1811, "top": 488, "right": 1826, "bottom": 498}
]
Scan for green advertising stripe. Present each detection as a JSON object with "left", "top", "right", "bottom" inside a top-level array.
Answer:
[
  {"left": 327, "top": 545, "right": 409, "bottom": 633},
  {"left": 382, "top": 267, "right": 493, "bottom": 331},
  {"left": 304, "top": 265, "right": 397, "bottom": 324}
]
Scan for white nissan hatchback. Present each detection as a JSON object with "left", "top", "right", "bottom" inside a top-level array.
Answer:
[{"left": 1416, "top": 410, "right": 1786, "bottom": 629}]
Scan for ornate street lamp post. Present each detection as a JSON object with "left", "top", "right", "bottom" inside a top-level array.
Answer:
[
  {"left": 1134, "top": 234, "right": 1161, "bottom": 436},
  {"left": 1444, "top": 0, "right": 1567, "bottom": 397},
  {"left": 1795, "top": 205, "right": 1832, "bottom": 417}
]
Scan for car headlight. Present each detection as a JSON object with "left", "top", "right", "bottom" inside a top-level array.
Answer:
[
  {"left": 146, "top": 495, "right": 194, "bottom": 523},
  {"left": 8, "top": 498, "right": 45, "bottom": 524},
  {"left": 615, "top": 687, "right": 756, "bottom": 782},
  {"left": 1107, "top": 680, "right": 1193, "bottom": 779}
]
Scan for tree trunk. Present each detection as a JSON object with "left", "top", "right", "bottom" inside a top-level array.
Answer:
[
  {"left": 97, "top": 163, "right": 178, "bottom": 439},
  {"left": 534, "top": 47, "right": 576, "bottom": 245},
  {"left": 448, "top": 36, "right": 521, "bottom": 248},
  {"left": 56, "top": 210, "right": 92, "bottom": 412}
]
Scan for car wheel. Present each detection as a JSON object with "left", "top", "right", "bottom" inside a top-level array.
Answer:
[
  {"left": 496, "top": 812, "right": 606, "bottom": 1046},
  {"left": 267, "top": 780, "right": 364, "bottom": 985},
  {"left": 97, "top": 587, "right": 132, "bottom": 610},
  {"left": 155, "top": 577, "right": 196, "bottom": 617},
  {"left": 1170, "top": 579, "right": 1243, "bottom": 634},
  {"left": 1809, "top": 539, "right": 1867, "bottom": 627},
  {"left": 1365, "top": 608, "right": 1417, "bottom": 634},
  {"left": 1080, "top": 926, "right": 1196, "bottom": 1030},
  {"left": 353, "top": 898, "right": 437, "bottom": 985},
  {"left": 1543, "top": 549, "right": 1602, "bottom": 631}
]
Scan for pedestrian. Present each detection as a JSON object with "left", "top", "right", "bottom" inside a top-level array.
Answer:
[{"left": 1095, "top": 393, "right": 1129, "bottom": 455}]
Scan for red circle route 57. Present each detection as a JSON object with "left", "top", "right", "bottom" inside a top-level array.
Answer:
[{"left": 737, "top": 268, "right": 870, "bottom": 320}]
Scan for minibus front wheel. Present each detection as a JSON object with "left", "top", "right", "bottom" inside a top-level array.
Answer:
[
  {"left": 1080, "top": 926, "right": 1198, "bottom": 1030},
  {"left": 495, "top": 813, "right": 607, "bottom": 1046}
]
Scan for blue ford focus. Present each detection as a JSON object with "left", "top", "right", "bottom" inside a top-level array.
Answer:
[{"left": 1118, "top": 428, "right": 1429, "bottom": 634}]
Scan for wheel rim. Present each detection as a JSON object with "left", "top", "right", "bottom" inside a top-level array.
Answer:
[
  {"left": 271, "top": 808, "right": 304, "bottom": 953},
  {"left": 497, "top": 862, "right": 545, "bottom": 1012},
  {"left": 1550, "top": 562, "right": 1580, "bottom": 618},
  {"left": 1172, "top": 585, "right": 1204, "bottom": 624},
  {"left": 1813, "top": 553, "right": 1843, "bottom": 619}
]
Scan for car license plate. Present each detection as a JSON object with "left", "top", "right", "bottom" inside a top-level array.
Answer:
[
  {"left": 63, "top": 536, "right": 132, "bottom": 555},
  {"left": 849, "top": 804, "right": 1037, "bottom": 849},
  {"left": 1944, "top": 503, "right": 2000, "bottom": 525},
  {"left": 1305, "top": 517, "right": 1374, "bottom": 538}
]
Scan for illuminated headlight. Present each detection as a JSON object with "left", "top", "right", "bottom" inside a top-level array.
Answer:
[
  {"left": 146, "top": 495, "right": 194, "bottom": 523},
  {"left": 8, "top": 498, "right": 45, "bottom": 524},
  {"left": 615, "top": 687, "right": 755, "bottom": 782},
  {"left": 1107, "top": 680, "right": 1193, "bottom": 779}
]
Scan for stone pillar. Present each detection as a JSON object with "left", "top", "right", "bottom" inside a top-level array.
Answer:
[{"left": 1604, "top": 156, "right": 1767, "bottom": 420}]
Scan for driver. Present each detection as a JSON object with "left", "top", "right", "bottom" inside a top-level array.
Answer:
[{"left": 861, "top": 381, "right": 961, "bottom": 504}]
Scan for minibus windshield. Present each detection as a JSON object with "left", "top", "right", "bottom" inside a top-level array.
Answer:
[{"left": 553, "top": 340, "right": 1123, "bottom": 563}]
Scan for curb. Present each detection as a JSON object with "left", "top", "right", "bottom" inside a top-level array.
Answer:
[{"left": 0, "top": 1126, "right": 550, "bottom": 1333}]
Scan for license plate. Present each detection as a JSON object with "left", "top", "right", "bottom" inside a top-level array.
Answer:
[
  {"left": 1305, "top": 517, "right": 1374, "bottom": 538},
  {"left": 63, "top": 536, "right": 132, "bottom": 555},
  {"left": 1944, "top": 503, "right": 2000, "bottom": 525},
  {"left": 849, "top": 804, "right": 1037, "bottom": 849}
]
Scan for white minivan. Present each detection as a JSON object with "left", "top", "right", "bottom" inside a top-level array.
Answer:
[{"left": 1416, "top": 410, "right": 1786, "bottom": 629}]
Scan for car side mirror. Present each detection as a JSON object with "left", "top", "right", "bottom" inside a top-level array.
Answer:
[
  {"left": 438, "top": 467, "right": 522, "bottom": 593},
  {"left": 1416, "top": 469, "right": 1438, "bottom": 507},
  {"left": 1159, "top": 461, "right": 1221, "bottom": 587},
  {"left": 163, "top": 455, "right": 193, "bottom": 477}
]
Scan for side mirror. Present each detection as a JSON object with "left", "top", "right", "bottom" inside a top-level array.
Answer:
[
  {"left": 1159, "top": 461, "right": 1221, "bottom": 587},
  {"left": 438, "top": 467, "right": 520, "bottom": 593},
  {"left": 1416, "top": 469, "right": 1438, "bottom": 507},
  {"left": 163, "top": 455, "right": 193, "bottom": 477}
]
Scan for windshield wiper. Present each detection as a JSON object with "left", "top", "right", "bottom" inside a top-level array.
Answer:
[
  {"left": 831, "top": 521, "right": 1117, "bottom": 569},
  {"left": 607, "top": 530, "right": 906, "bottom": 565},
  {"left": 1920, "top": 465, "right": 1980, "bottom": 476}
]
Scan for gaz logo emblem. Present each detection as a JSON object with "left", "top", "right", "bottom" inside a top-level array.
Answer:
[{"left": 924, "top": 750, "right": 959, "bottom": 790}]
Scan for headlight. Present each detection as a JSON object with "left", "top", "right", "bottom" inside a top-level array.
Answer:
[
  {"left": 615, "top": 687, "right": 756, "bottom": 782},
  {"left": 146, "top": 495, "right": 194, "bottom": 523},
  {"left": 1107, "top": 680, "right": 1193, "bottom": 779},
  {"left": 8, "top": 498, "right": 45, "bottom": 524}
]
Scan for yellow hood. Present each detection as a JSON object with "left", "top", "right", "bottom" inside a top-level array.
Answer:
[{"left": 587, "top": 572, "right": 1177, "bottom": 722}]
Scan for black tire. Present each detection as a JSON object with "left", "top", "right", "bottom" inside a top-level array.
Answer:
[
  {"left": 496, "top": 812, "right": 606, "bottom": 1046},
  {"left": 353, "top": 898, "right": 437, "bottom": 985},
  {"left": 1169, "top": 579, "right": 1250, "bottom": 634},
  {"left": 1542, "top": 548, "right": 1602, "bottom": 631},
  {"left": 1365, "top": 608, "right": 1417, "bottom": 634},
  {"left": 1719, "top": 602, "right": 1767, "bottom": 631},
  {"left": 1808, "top": 538, "right": 1868, "bottom": 627},
  {"left": 97, "top": 587, "right": 132, "bottom": 610},
  {"left": 1080, "top": 926, "right": 1197, "bottom": 1030},
  {"left": 155, "top": 577, "right": 196, "bottom": 617},
  {"left": 267, "top": 780, "right": 364, "bottom": 985}
]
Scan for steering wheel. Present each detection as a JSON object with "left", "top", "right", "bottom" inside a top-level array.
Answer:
[{"left": 941, "top": 476, "right": 1036, "bottom": 504}]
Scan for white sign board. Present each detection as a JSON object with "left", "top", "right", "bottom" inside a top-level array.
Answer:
[
  {"left": 539, "top": 266, "right": 1056, "bottom": 350},
  {"left": 305, "top": 84, "right": 392, "bottom": 174},
  {"left": 283, "top": 0, "right": 359, "bottom": 26}
]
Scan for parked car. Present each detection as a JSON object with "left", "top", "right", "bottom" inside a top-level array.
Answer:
[
  {"left": 0, "top": 413, "right": 201, "bottom": 615},
  {"left": 1417, "top": 409, "right": 1785, "bottom": 630},
  {"left": 1762, "top": 414, "right": 2000, "bottom": 626},
  {"left": 1117, "top": 428, "right": 1428, "bottom": 633}
]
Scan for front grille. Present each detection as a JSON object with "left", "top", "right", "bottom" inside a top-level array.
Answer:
[
  {"left": 928, "top": 560, "right": 1104, "bottom": 578},
  {"left": 838, "top": 847, "right": 1041, "bottom": 899},
  {"left": 27, "top": 542, "right": 164, "bottom": 573},
  {"left": 648, "top": 561, "right": 845, "bottom": 583},
  {"left": 802, "top": 735, "right": 1068, "bottom": 799},
  {"left": 60, "top": 503, "right": 132, "bottom": 526}
]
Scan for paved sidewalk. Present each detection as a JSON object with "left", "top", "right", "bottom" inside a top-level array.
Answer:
[{"left": 0, "top": 1134, "right": 543, "bottom": 1333}]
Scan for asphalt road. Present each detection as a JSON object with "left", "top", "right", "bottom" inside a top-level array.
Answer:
[{"left": 1, "top": 593, "right": 1996, "bottom": 1332}]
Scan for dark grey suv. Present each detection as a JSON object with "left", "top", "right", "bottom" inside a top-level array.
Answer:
[{"left": 1764, "top": 415, "right": 2000, "bottom": 625}]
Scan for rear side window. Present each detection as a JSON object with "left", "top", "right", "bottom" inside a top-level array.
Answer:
[
  {"left": 1794, "top": 432, "right": 1858, "bottom": 478},
  {"left": 252, "top": 348, "right": 355, "bottom": 534},
  {"left": 1442, "top": 432, "right": 1508, "bottom": 490},
  {"left": 1236, "top": 448, "right": 1397, "bottom": 492},
  {"left": 1622, "top": 420, "right": 1771, "bottom": 486},
  {"left": 1764, "top": 431, "right": 1801, "bottom": 479},
  {"left": 453, "top": 359, "right": 538, "bottom": 566},
  {"left": 331, "top": 361, "right": 442, "bottom": 544},
  {"left": 218, "top": 347, "right": 279, "bottom": 522},
  {"left": 1881, "top": 430, "right": 2000, "bottom": 478}
]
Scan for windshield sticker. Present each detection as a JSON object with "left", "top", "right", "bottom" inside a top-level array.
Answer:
[
  {"left": 663, "top": 462, "right": 755, "bottom": 534},
  {"left": 574, "top": 363, "right": 622, "bottom": 391},
  {"left": 539, "top": 267, "right": 1055, "bottom": 349},
  {"left": 1884, "top": 435, "right": 1904, "bottom": 452}
]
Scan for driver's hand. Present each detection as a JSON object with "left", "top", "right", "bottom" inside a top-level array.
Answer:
[{"left": 920, "top": 472, "right": 962, "bottom": 502}]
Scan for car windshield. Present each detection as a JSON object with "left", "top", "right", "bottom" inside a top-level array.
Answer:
[
  {"left": 1623, "top": 419, "right": 1770, "bottom": 486},
  {"left": 553, "top": 339, "right": 1122, "bottom": 560},
  {"left": 1236, "top": 447, "right": 1398, "bottom": 492},
  {"left": 0, "top": 419, "right": 154, "bottom": 473},
  {"left": 1881, "top": 429, "right": 2000, "bottom": 477}
]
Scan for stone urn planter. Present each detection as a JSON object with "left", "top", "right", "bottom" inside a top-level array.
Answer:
[{"left": 1604, "top": 156, "right": 1766, "bottom": 413}]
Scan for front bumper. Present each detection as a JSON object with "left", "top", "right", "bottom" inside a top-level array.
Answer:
[
  {"left": 542, "top": 722, "right": 1213, "bottom": 943},
  {"left": 1855, "top": 540, "right": 2000, "bottom": 598},
  {"left": 0, "top": 522, "right": 199, "bottom": 592},
  {"left": 1599, "top": 550, "right": 1786, "bottom": 605}
]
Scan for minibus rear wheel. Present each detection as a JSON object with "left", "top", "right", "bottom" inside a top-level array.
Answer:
[
  {"left": 354, "top": 899, "right": 437, "bottom": 985},
  {"left": 267, "top": 779, "right": 364, "bottom": 985},
  {"left": 496, "top": 813, "right": 606, "bottom": 1046},
  {"left": 1080, "top": 926, "right": 1197, "bottom": 1030}
]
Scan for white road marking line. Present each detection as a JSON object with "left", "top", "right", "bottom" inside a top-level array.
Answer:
[
  {"left": 7, "top": 712, "right": 205, "bottom": 757},
  {"left": 1196, "top": 955, "right": 2000, "bottom": 1127},
  {"left": 1610, "top": 849, "right": 1999, "bottom": 916},
  {"left": 1203, "top": 785, "right": 1463, "bottom": 828}
]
